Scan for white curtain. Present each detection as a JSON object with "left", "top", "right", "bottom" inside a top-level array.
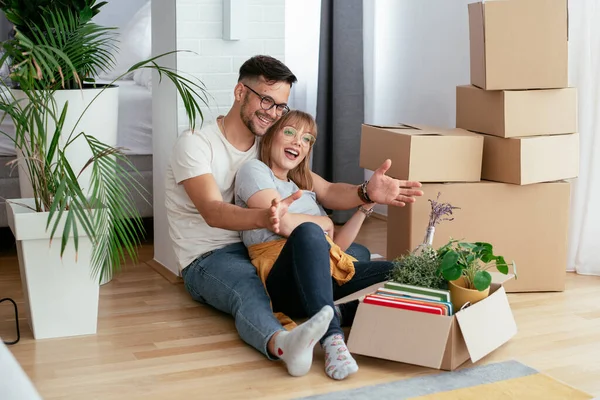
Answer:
[
  {"left": 566, "top": 0, "right": 600, "bottom": 275},
  {"left": 284, "top": 0, "right": 322, "bottom": 116}
]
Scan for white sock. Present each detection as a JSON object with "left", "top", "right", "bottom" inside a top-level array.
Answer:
[
  {"left": 323, "top": 333, "right": 359, "bottom": 380},
  {"left": 273, "top": 305, "right": 334, "bottom": 377}
]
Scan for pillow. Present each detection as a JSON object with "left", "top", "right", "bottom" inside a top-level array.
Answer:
[
  {"left": 133, "top": 67, "right": 152, "bottom": 89},
  {"left": 98, "top": 1, "right": 151, "bottom": 81}
]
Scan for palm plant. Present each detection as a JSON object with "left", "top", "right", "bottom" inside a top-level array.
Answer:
[
  {"left": 1, "top": 0, "right": 115, "bottom": 90},
  {"left": 0, "top": 1, "right": 208, "bottom": 283}
]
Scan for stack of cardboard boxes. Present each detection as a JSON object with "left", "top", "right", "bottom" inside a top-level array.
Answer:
[
  {"left": 452, "top": 0, "right": 576, "bottom": 292},
  {"left": 360, "top": 0, "right": 575, "bottom": 293},
  {"left": 347, "top": 0, "right": 573, "bottom": 371}
]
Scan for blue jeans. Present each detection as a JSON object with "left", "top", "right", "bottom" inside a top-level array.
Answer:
[
  {"left": 265, "top": 223, "right": 394, "bottom": 343},
  {"left": 181, "top": 236, "right": 373, "bottom": 359}
]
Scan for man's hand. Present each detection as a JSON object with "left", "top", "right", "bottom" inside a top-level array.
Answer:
[
  {"left": 367, "top": 159, "right": 424, "bottom": 207},
  {"left": 264, "top": 190, "right": 302, "bottom": 233}
]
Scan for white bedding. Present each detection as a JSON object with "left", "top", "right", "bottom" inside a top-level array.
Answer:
[
  {"left": 0, "top": 80, "right": 153, "bottom": 156},
  {"left": 115, "top": 80, "right": 153, "bottom": 155}
]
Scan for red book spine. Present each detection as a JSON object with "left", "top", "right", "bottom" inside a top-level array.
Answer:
[{"left": 363, "top": 296, "right": 443, "bottom": 315}]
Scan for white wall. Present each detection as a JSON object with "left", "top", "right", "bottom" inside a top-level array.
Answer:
[
  {"left": 363, "top": 0, "right": 473, "bottom": 216},
  {"left": 152, "top": 0, "right": 179, "bottom": 273},
  {"left": 153, "top": 0, "right": 286, "bottom": 276},
  {"left": 175, "top": 0, "right": 286, "bottom": 133},
  {"left": 284, "top": 0, "right": 321, "bottom": 116}
]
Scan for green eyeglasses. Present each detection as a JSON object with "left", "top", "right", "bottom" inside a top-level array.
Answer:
[{"left": 282, "top": 126, "right": 316, "bottom": 147}]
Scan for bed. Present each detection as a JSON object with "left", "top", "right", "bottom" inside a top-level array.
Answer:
[{"left": 0, "top": 80, "right": 154, "bottom": 227}]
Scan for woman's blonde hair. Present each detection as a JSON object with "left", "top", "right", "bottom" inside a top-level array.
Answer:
[{"left": 259, "top": 110, "right": 318, "bottom": 191}]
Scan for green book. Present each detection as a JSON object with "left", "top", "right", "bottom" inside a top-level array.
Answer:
[{"left": 384, "top": 282, "right": 451, "bottom": 303}]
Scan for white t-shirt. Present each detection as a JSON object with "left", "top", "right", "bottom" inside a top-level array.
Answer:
[{"left": 165, "top": 121, "right": 259, "bottom": 271}]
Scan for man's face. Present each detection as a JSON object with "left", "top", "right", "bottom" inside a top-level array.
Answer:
[{"left": 239, "top": 79, "right": 291, "bottom": 137}]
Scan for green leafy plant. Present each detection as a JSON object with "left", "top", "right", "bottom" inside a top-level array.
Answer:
[
  {"left": 0, "top": 0, "right": 118, "bottom": 89},
  {"left": 390, "top": 246, "right": 447, "bottom": 290},
  {"left": 0, "top": 1, "right": 209, "bottom": 282},
  {"left": 0, "top": 0, "right": 103, "bottom": 32},
  {"left": 437, "top": 239, "right": 516, "bottom": 291}
]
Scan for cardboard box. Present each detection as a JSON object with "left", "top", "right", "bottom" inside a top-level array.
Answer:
[
  {"left": 360, "top": 124, "right": 484, "bottom": 182},
  {"left": 387, "top": 181, "right": 571, "bottom": 292},
  {"left": 338, "top": 276, "right": 517, "bottom": 371},
  {"left": 456, "top": 85, "right": 577, "bottom": 138},
  {"left": 482, "top": 133, "right": 579, "bottom": 185},
  {"left": 468, "top": 0, "right": 568, "bottom": 90}
]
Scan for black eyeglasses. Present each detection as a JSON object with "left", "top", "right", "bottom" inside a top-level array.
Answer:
[{"left": 243, "top": 84, "right": 290, "bottom": 116}]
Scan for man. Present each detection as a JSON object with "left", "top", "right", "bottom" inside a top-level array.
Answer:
[{"left": 165, "top": 55, "right": 423, "bottom": 377}]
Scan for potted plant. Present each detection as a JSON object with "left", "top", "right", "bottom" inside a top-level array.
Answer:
[
  {"left": 414, "top": 192, "right": 460, "bottom": 253},
  {"left": 390, "top": 192, "right": 459, "bottom": 289},
  {"left": 0, "top": 0, "right": 208, "bottom": 339},
  {"left": 437, "top": 240, "right": 516, "bottom": 310},
  {"left": 390, "top": 246, "right": 447, "bottom": 290}
]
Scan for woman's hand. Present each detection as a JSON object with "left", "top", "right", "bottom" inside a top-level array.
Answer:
[
  {"left": 322, "top": 217, "right": 335, "bottom": 239},
  {"left": 312, "top": 215, "right": 334, "bottom": 238}
]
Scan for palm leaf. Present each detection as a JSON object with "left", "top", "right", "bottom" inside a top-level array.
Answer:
[
  {"left": 60, "top": 208, "right": 74, "bottom": 257},
  {"left": 82, "top": 136, "right": 145, "bottom": 279},
  {"left": 45, "top": 100, "right": 68, "bottom": 165}
]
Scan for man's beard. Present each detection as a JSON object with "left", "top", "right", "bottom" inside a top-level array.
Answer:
[{"left": 240, "top": 96, "right": 273, "bottom": 136}]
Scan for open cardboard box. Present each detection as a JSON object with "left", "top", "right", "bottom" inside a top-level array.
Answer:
[
  {"left": 335, "top": 273, "right": 517, "bottom": 371},
  {"left": 360, "top": 124, "right": 483, "bottom": 182}
]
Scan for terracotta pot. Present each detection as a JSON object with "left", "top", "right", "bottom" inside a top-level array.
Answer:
[{"left": 448, "top": 276, "right": 490, "bottom": 311}]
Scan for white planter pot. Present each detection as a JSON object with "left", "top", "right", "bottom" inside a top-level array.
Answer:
[
  {"left": 6, "top": 199, "right": 100, "bottom": 340},
  {"left": 14, "top": 85, "right": 119, "bottom": 198}
]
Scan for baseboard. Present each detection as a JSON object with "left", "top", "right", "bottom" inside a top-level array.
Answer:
[
  {"left": 372, "top": 212, "right": 387, "bottom": 221},
  {"left": 145, "top": 259, "right": 182, "bottom": 284}
]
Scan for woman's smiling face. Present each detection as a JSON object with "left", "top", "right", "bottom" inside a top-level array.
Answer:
[{"left": 269, "top": 124, "right": 316, "bottom": 178}]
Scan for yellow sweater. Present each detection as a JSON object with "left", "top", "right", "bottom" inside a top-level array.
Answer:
[{"left": 248, "top": 235, "right": 357, "bottom": 330}]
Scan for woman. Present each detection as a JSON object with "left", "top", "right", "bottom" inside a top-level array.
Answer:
[{"left": 234, "top": 110, "right": 395, "bottom": 381}]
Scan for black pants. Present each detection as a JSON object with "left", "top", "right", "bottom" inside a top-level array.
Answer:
[{"left": 265, "top": 222, "right": 394, "bottom": 342}]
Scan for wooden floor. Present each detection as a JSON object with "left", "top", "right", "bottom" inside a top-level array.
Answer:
[{"left": 1, "top": 218, "right": 600, "bottom": 399}]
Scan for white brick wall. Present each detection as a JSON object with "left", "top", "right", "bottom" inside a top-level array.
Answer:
[{"left": 175, "top": 0, "right": 286, "bottom": 132}]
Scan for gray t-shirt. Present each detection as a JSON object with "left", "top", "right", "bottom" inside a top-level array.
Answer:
[{"left": 234, "top": 159, "right": 327, "bottom": 247}]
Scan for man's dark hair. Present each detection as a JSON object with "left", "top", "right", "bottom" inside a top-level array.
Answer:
[{"left": 238, "top": 55, "right": 297, "bottom": 87}]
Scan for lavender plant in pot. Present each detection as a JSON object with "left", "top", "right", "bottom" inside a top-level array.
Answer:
[
  {"left": 414, "top": 192, "right": 460, "bottom": 254},
  {"left": 390, "top": 193, "right": 459, "bottom": 289}
]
